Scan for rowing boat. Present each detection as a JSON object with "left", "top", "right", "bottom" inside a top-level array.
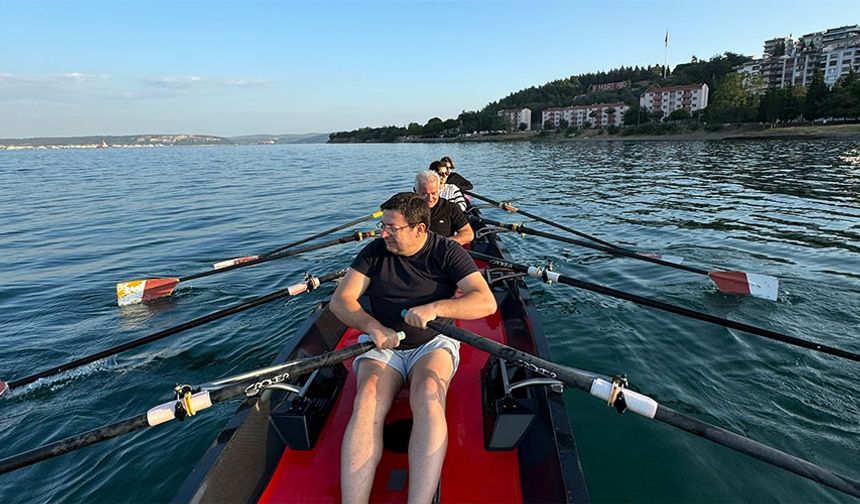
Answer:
[{"left": 173, "top": 216, "right": 591, "bottom": 502}]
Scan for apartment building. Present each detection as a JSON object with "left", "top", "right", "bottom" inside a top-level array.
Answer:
[
  {"left": 743, "top": 25, "right": 860, "bottom": 90},
  {"left": 497, "top": 108, "right": 532, "bottom": 131},
  {"left": 822, "top": 46, "right": 860, "bottom": 86},
  {"left": 541, "top": 103, "right": 629, "bottom": 129},
  {"left": 639, "top": 84, "right": 709, "bottom": 119}
]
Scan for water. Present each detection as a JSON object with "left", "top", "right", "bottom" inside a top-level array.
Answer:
[{"left": 0, "top": 141, "right": 858, "bottom": 503}]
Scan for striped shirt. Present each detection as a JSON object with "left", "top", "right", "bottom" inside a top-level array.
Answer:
[{"left": 440, "top": 183, "right": 467, "bottom": 211}]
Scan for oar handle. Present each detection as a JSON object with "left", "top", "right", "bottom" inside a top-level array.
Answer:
[
  {"left": 429, "top": 320, "right": 860, "bottom": 499},
  {"left": 0, "top": 341, "right": 378, "bottom": 475},
  {"left": 469, "top": 251, "right": 860, "bottom": 363}
]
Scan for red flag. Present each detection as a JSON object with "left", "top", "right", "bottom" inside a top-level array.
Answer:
[{"left": 664, "top": 30, "right": 669, "bottom": 47}]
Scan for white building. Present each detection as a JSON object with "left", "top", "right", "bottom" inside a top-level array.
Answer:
[
  {"left": 497, "top": 108, "right": 532, "bottom": 131},
  {"left": 541, "top": 102, "right": 629, "bottom": 129},
  {"left": 822, "top": 45, "right": 860, "bottom": 87},
  {"left": 639, "top": 83, "right": 709, "bottom": 119},
  {"left": 749, "top": 25, "right": 860, "bottom": 90}
]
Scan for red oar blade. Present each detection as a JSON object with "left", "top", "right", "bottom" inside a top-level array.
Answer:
[
  {"left": 116, "top": 278, "right": 180, "bottom": 306},
  {"left": 0, "top": 381, "right": 7, "bottom": 398},
  {"left": 709, "top": 271, "right": 779, "bottom": 301},
  {"left": 637, "top": 252, "right": 684, "bottom": 265},
  {"left": 213, "top": 255, "right": 259, "bottom": 270}
]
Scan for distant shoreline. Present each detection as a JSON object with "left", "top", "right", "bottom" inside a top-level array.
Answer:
[
  {"left": 325, "top": 123, "right": 860, "bottom": 144},
  {"left": 4, "top": 124, "right": 857, "bottom": 151}
]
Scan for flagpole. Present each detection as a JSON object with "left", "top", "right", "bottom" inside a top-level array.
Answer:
[{"left": 664, "top": 29, "right": 669, "bottom": 78}]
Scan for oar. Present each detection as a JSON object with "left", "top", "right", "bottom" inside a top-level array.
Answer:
[
  {"left": 481, "top": 217, "right": 779, "bottom": 301},
  {"left": 0, "top": 269, "right": 347, "bottom": 399},
  {"left": 469, "top": 251, "right": 860, "bottom": 363},
  {"left": 0, "top": 339, "right": 382, "bottom": 475},
  {"left": 116, "top": 227, "right": 378, "bottom": 306},
  {"left": 213, "top": 210, "right": 383, "bottom": 268},
  {"left": 464, "top": 190, "right": 628, "bottom": 250},
  {"left": 465, "top": 190, "right": 685, "bottom": 264},
  {"left": 427, "top": 320, "right": 860, "bottom": 499}
]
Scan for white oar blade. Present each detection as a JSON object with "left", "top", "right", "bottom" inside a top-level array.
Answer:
[
  {"left": 637, "top": 252, "right": 684, "bottom": 264},
  {"left": 213, "top": 255, "right": 259, "bottom": 270},
  {"left": 116, "top": 278, "right": 180, "bottom": 306},
  {"left": 0, "top": 381, "right": 8, "bottom": 398},
  {"left": 708, "top": 271, "right": 779, "bottom": 301}
]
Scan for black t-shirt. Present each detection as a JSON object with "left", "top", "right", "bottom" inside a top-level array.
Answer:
[
  {"left": 429, "top": 198, "right": 469, "bottom": 237},
  {"left": 446, "top": 172, "right": 473, "bottom": 190},
  {"left": 349, "top": 232, "right": 479, "bottom": 348}
]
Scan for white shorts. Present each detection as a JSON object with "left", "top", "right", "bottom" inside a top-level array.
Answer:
[{"left": 353, "top": 334, "right": 461, "bottom": 381}]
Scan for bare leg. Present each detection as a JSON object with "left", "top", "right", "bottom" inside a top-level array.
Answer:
[
  {"left": 341, "top": 359, "right": 404, "bottom": 504},
  {"left": 406, "top": 349, "right": 455, "bottom": 504}
]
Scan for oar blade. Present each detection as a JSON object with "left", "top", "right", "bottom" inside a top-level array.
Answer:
[
  {"left": 116, "top": 278, "right": 180, "bottom": 306},
  {"left": 709, "top": 271, "right": 779, "bottom": 301},
  {"left": 212, "top": 255, "right": 259, "bottom": 270},
  {"left": 0, "top": 381, "right": 7, "bottom": 398}
]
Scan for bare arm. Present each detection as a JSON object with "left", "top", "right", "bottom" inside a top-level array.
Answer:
[
  {"left": 329, "top": 268, "right": 401, "bottom": 348},
  {"left": 404, "top": 271, "right": 497, "bottom": 329},
  {"left": 451, "top": 222, "right": 474, "bottom": 246}
]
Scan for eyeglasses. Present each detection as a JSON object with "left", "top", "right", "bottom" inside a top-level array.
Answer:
[
  {"left": 377, "top": 221, "right": 412, "bottom": 234},
  {"left": 437, "top": 170, "right": 450, "bottom": 176}
]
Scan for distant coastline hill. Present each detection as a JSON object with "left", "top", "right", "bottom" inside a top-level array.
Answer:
[
  {"left": 328, "top": 53, "right": 752, "bottom": 142},
  {"left": 0, "top": 132, "right": 330, "bottom": 150}
]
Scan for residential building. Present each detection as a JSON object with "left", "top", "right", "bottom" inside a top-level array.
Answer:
[
  {"left": 822, "top": 45, "right": 860, "bottom": 87},
  {"left": 735, "top": 60, "right": 766, "bottom": 93},
  {"left": 497, "top": 108, "right": 532, "bottom": 130},
  {"left": 747, "top": 25, "right": 860, "bottom": 90},
  {"left": 541, "top": 102, "right": 629, "bottom": 129},
  {"left": 639, "top": 84, "right": 708, "bottom": 119}
]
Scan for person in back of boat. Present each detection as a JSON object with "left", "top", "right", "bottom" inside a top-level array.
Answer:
[
  {"left": 330, "top": 192, "right": 497, "bottom": 504},
  {"left": 439, "top": 156, "right": 472, "bottom": 191},
  {"left": 429, "top": 160, "right": 468, "bottom": 211},
  {"left": 414, "top": 170, "right": 474, "bottom": 246}
]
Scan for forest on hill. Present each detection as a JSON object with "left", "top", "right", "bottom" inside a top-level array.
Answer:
[{"left": 328, "top": 53, "right": 752, "bottom": 142}]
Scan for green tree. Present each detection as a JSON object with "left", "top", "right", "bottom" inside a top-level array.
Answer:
[
  {"left": 558, "top": 118, "right": 570, "bottom": 130},
  {"left": 423, "top": 117, "right": 445, "bottom": 136},
  {"left": 518, "top": 122, "right": 528, "bottom": 131},
  {"left": 668, "top": 108, "right": 691, "bottom": 121},
  {"left": 623, "top": 105, "right": 649, "bottom": 126},
  {"left": 705, "top": 73, "right": 757, "bottom": 123},
  {"left": 406, "top": 122, "right": 423, "bottom": 136},
  {"left": 543, "top": 119, "right": 555, "bottom": 130}
]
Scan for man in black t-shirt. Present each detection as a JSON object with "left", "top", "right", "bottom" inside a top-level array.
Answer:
[
  {"left": 330, "top": 192, "right": 496, "bottom": 504},
  {"left": 414, "top": 170, "right": 474, "bottom": 246}
]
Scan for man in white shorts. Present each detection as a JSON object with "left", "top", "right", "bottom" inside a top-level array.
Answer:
[{"left": 330, "top": 192, "right": 496, "bottom": 504}]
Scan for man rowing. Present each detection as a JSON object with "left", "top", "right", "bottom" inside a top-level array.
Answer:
[
  {"left": 414, "top": 170, "right": 474, "bottom": 246},
  {"left": 330, "top": 192, "right": 497, "bottom": 503}
]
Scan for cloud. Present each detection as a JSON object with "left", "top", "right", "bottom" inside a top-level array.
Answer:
[
  {"left": 141, "top": 75, "right": 270, "bottom": 91},
  {"left": 0, "top": 72, "right": 110, "bottom": 86}
]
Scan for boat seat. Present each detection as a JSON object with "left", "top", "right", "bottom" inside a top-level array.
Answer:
[
  {"left": 482, "top": 355, "right": 563, "bottom": 450},
  {"left": 268, "top": 362, "right": 348, "bottom": 450}
]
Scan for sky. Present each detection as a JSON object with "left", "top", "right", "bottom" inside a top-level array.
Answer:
[{"left": 1, "top": 0, "right": 858, "bottom": 138}]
